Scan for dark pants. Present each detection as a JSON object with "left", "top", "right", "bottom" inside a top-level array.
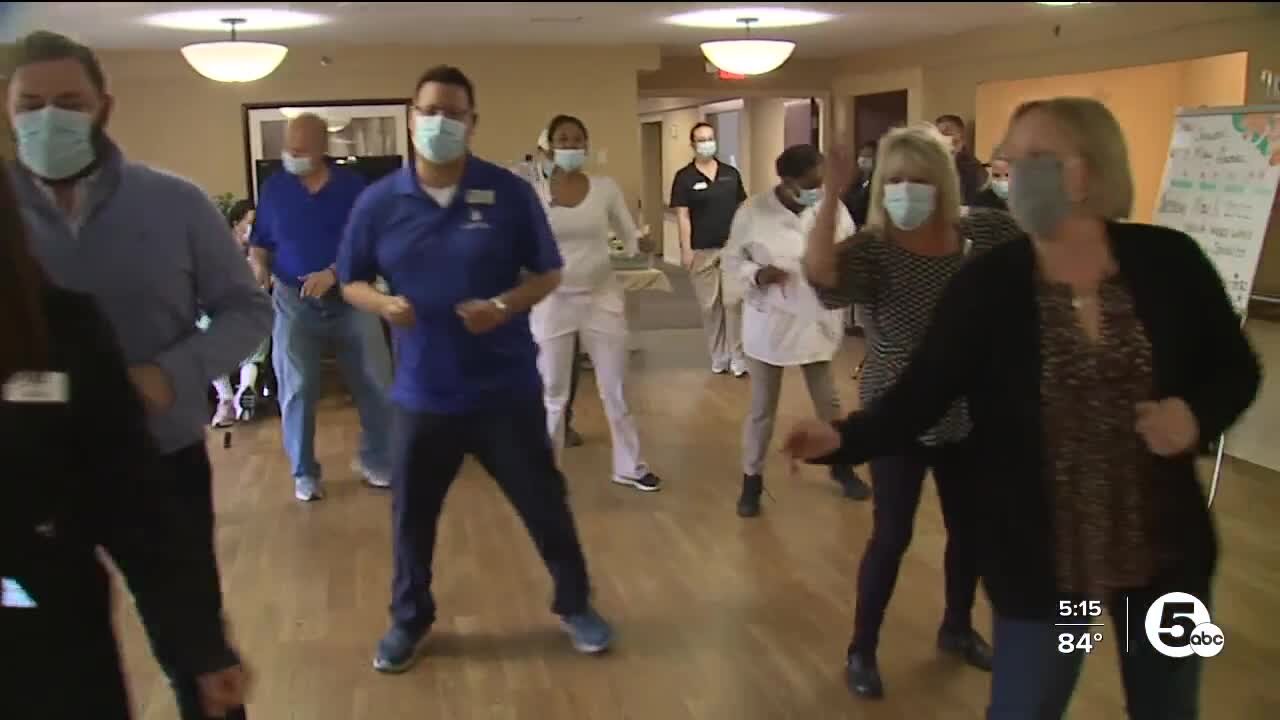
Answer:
[
  {"left": 389, "top": 394, "right": 591, "bottom": 631},
  {"left": 565, "top": 334, "right": 581, "bottom": 429},
  {"left": 140, "top": 444, "right": 245, "bottom": 720},
  {"left": 988, "top": 577, "right": 1209, "bottom": 719},
  {"left": 849, "top": 442, "right": 979, "bottom": 658}
]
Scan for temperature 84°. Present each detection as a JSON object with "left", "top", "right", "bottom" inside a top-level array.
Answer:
[{"left": 1057, "top": 631, "right": 1103, "bottom": 654}]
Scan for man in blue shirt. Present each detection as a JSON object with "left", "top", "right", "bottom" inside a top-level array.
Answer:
[
  {"left": 249, "top": 113, "right": 393, "bottom": 503},
  {"left": 339, "top": 65, "right": 612, "bottom": 673}
]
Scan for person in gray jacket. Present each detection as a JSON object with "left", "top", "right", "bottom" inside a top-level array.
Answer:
[{"left": 7, "top": 30, "right": 269, "bottom": 720}]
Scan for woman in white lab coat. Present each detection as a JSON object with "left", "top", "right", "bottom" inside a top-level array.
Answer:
[
  {"left": 529, "top": 114, "right": 662, "bottom": 492},
  {"left": 723, "top": 144, "right": 869, "bottom": 517}
]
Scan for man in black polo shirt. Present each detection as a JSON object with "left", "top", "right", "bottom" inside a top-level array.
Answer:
[
  {"left": 671, "top": 121, "right": 749, "bottom": 377},
  {"left": 936, "top": 114, "right": 988, "bottom": 207}
]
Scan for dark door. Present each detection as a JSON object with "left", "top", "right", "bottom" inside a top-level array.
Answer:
[{"left": 854, "top": 90, "right": 908, "bottom": 148}]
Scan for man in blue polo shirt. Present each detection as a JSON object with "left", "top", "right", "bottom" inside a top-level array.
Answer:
[
  {"left": 249, "top": 113, "right": 393, "bottom": 502},
  {"left": 338, "top": 65, "right": 612, "bottom": 673}
]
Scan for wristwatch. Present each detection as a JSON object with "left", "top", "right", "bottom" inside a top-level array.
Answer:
[{"left": 490, "top": 296, "right": 510, "bottom": 314}]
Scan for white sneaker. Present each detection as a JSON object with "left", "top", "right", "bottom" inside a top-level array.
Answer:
[
  {"left": 210, "top": 399, "right": 235, "bottom": 428},
  {"left": 712, "top": 362, "right": 730, "bottom": 375},
  {"left": 352, "top": 459, "right": 391, "bottom": 489},
  {"left": 731, "top": 359, "right": 748, "bottom": 378}
]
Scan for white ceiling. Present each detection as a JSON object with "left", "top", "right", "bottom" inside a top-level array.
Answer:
[{"left": 3, "top": 2, "right": 1103, "bottom": 57}]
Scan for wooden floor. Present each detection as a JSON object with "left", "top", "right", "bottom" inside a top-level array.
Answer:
[{"left": 113, "top": 329, "right": 1280, "bottom": 719}]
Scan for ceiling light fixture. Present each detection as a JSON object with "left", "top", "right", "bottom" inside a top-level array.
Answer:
[
  {"left": 180, "top": 18, "right": 288, "bottom": 83},
  {"left": 667, "top": 7, "right": 831, "bottom": 29},
  {"left": 699, "top": 18, "right": 796, "bottom": 77}
]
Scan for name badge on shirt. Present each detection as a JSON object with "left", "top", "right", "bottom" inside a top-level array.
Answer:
[
  {"left": 693, "top": 181, "right": 709, "bottom": 191},
  {"left": 465, "top": 189, "right": 496, "bottom": 205},
  {"left": 2, "top": 371, "right": 69, "bottom": 404}
]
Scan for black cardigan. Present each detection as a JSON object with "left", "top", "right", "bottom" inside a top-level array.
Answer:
[
  {"left": 1, "top": 287, "right": 235, "bottom": 718},
  {"left": 815, "top": 221, "right": 1260, "bottom": 620}
]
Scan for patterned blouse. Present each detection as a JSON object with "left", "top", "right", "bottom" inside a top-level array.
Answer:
[
  {"left": 819, "top": 208, "right": 1023, "bottom": 447},
  {"left": 1039, "top": 277, "right": 1168, "bottom": 595}
]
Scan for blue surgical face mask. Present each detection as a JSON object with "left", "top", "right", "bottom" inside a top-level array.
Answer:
[
  {"left": 14, "top": 106, "right": 96, "bottom": 181},
  {"left": 282, "top": 152, "right": 313, "bottom": 176},
  {"left": 991, "top": 178, "right": 1010, "bottom": 200},
  {"left": 882, "top": 182, "right": 937, "bottom": 231},
  {"left": 695, "top": 140, "right": 717, "bottom": 159},
  {"left": 553, "top": 148, "right": 586, "bottom": 173},
  {"left": 796, "top": 187, "right": 822, "bottom": 207},
  {"left": 414, "top": 114, "right": 468, "bottom": 164}
]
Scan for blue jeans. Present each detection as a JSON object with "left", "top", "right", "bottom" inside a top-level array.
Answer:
[
  {"left": 988, "top": 578, "right": 1207, "bottom": 719},
  {"left": 271, "top": 283, "right": 392, "bottom": 480}
]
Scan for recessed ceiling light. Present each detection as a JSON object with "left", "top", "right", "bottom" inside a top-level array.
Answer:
[
  {"left": 665, "top": 7, "right": 832, "bottom": 29},
  {"left": 144, "top": 8, "right": 330, "bottom": 32}
]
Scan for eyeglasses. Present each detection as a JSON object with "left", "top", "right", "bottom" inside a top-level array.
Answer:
[{"left": 412, "top": 106, "right": 471, "bottom": 122}]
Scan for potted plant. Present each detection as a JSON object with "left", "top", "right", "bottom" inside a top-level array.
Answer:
[{"left": 211, "top": 192, "right": 237, "bottom": 220}]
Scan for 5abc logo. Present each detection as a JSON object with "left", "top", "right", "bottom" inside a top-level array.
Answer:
[{"left": 1143, "top": 592, "right": 1225, "bottom": 658}]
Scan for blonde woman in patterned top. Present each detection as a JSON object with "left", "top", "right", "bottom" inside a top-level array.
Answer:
[
  {"left": 786, "top": 98, "right": 1257, "bottom": 719},
  {"left": 804, "top": 124, "right": 1022, "bottom": 700}
]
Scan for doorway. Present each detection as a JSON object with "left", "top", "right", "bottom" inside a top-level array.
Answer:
[
  {"left": 784, "top": 98, "right": 822, "bottom": 148},
  {"left": 854, "top": 90, "right": 908, "bottom": 150},
  {"left": 640, "top": 120, "right": 665, "bottom": 256}
]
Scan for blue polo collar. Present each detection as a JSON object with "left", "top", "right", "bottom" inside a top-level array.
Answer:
[{"left": 393, "top": 154, "right": 482, "bottom": 203}]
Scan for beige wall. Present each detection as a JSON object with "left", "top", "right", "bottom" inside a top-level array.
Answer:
[
  {"left": 974, "top": 53, "right": 1247, "bottom": 224},
  {"left": 639, "top": 104, "right": 701, "bottom": 206},
  {"left": 7, "top": 44, "right": 659, "bottom": 206},
  {"left": 639, "top": 55, "right": 833, "bottom": 98},
  {"left": 743, "top": 97, "right": 786, "bottom": 196},
  {"left": 832, "top": 65, "right": 925, "bottom": 130}
]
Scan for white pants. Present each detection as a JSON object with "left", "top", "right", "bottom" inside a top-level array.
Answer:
[{"left": 537, "top": 328, "right": 649, "bottom": 481}]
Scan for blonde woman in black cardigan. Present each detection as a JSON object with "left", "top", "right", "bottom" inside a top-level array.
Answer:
[{"left": 788, "top": 97, "right": 1259, "bottom": 719}]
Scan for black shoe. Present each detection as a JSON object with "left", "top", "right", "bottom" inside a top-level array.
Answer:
[
  {"left": 845, "top": 654, "right": 884, "bottom": 698},
  {"left": 565, "top": 427, "right": 584, "bottom": 448},
  {"left": 373, "top": 624, "right": 430, "bottom": 674},
  {"left": 831, "top": 466, "right": 871, "bottom": 500},
  {"left": 937, "top": 627, "right": 993, "bottom": 671},
  {"left": 613, "top": 472, "right": 661, "bottom": 492},
  {"left": 737, "top": 474, "right": 763, "bottom": 517}
]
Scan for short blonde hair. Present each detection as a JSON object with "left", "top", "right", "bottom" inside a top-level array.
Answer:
[
  {"left": 1010, "top": 97, "right": 1133, "bottom": 219},
  {"left": 866, "top": 123, "right": 962, "bottom": 231}
]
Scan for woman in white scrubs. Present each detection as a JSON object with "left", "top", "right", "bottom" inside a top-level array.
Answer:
[
  {"left": 530, "top": 115, "right": 661, "bottom": 492},
  {"left": 724, "top": 145, "right": 869, "bottom": 517}
]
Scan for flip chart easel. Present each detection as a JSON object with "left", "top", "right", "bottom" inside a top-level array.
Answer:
[{"left": 1151, "top": 104, "right": 1280, "bottom": 507}]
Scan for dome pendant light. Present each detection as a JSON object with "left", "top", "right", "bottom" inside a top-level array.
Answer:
[
  {"left": 700, "top": 17, "right": 796, "bottom": 77},
  {"left": 181, "top": 18, "right": 289, "bottom": 83}
]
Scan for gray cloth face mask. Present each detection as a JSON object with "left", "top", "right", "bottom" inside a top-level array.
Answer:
[{"left": 1009, "top": 155, "right": 1072, "bottom": 238}]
